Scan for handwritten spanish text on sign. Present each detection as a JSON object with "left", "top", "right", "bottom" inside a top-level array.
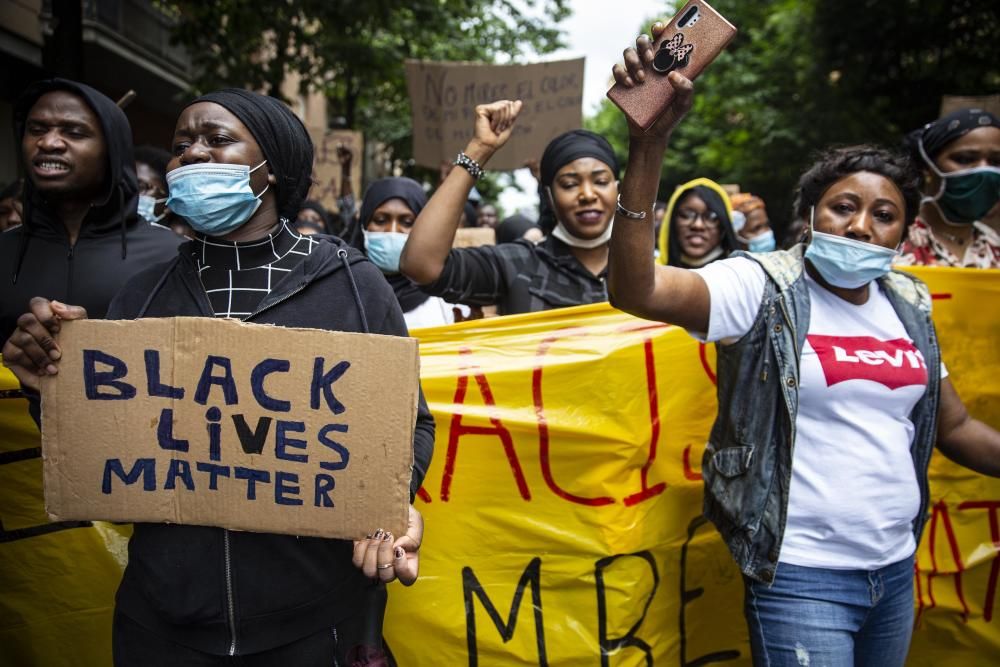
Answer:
[
  {"left": 41, "top": 318, "right": 416, "bottom": 539},
  {"left": 405, "top": 58, "right": 585, "bottom": 171}
]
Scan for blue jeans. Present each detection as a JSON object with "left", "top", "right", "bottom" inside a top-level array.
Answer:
[{"left": 743, "top": 555, "right": 914, "bottom": 667}]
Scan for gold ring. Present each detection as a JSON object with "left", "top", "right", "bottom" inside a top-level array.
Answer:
[{"left": 377, "top": 563, "right": 393, "bottom": 570}]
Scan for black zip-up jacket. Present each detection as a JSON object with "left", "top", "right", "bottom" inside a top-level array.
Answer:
[
  {"left": 0, "top": 78, "right": 181, "bottom": 342},
  {"left": 93, "top": 235, "right": 434, "bottom": 655}
]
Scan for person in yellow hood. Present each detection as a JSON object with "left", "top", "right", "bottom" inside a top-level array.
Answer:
[{"left": 657, "top": 177, "right": 740, "bottom": 267}]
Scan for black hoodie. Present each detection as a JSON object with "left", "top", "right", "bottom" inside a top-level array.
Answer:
[
  {"left": 97, "top": 234, "right": 435, "bottom": 656},
  {"left": 0, "top": 78, "right": 181, "bottom": 342}
]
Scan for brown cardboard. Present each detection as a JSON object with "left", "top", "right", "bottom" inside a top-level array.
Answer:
[
  {"left": 41, "top": 318, "right": 416, "bottom": 540},
  {"left": 308, "top": 129, "right": 364, "bottom": 216},
  {"left": 405, "top": 58, "right": 585, "bottom": 171},
  {"left": 453, "top": 227, "right": 496, "bottom": 248},
  {"left": 940, "top": 94, "right": 1000, "bottom": 118}
]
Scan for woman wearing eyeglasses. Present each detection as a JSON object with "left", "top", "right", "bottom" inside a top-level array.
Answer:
[{"left": 658, "top": 178, "right": 740, "bottom": 268}]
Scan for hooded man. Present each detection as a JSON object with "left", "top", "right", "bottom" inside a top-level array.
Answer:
[{"left": 0, "top": 79, "right": 181, "bottom": 342}]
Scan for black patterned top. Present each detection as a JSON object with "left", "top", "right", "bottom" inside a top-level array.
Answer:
[{"left": 194, "top": 220, "right": 319, "bottom": 318}]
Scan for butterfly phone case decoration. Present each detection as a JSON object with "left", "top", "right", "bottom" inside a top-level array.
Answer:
[{"left": 607, "top": 0, "right": 737, "bottom": 131}]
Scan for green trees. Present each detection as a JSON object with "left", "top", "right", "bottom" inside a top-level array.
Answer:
[
  {"left": 168, "top": 0, "right": 569, "bottom": 169},
  {"left": 587, "top": 0, "right": 999, "bottom": 237}
]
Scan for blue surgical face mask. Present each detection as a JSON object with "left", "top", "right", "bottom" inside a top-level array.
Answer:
[
  {"left": 363, "top": 231, "right": 408, "bottom": 273},
  {"left": 746, "top": 228, "right": 776, "bottom": 253},
  {"left": 804, "top": 206, "right": 898, "bottom": 289},
  {"left": 165, "top": 160, "right": 268, "bottom": 236},
  {"left": 919, "top": 138, "right": 1000, "bottom": 225},
  {"left": 137, "top": 194, "right": 167, "bottom": 224}
]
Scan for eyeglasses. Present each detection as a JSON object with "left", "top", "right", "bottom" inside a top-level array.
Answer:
[{"left": 676, "top": 207, "right": 721, "bottom": 229}]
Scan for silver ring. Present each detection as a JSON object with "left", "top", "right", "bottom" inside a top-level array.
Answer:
[{"left": 377, "top": 563, "right": 393, "bottom": 570}]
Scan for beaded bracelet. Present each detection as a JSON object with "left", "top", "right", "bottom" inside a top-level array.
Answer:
[{"left": 453, "top": 152, "right": 484, "bottom": 181}]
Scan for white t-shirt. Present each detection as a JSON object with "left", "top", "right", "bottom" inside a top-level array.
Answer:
[
  {"left": 404, "top": 296, "right": 469, "bottom": 330},
  {"left": 693, "top": 257, "right": 937, "bottom": 569}
]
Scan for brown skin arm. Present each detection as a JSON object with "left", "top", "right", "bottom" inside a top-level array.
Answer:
[
  {"left": 399, "top": 100, "right": 522, "bottom": 286},
  {"left": 607, "top": 24, "right": 711, "bottom": 332},
  {"left": 935, "top": 377, "right": 1000, "bottom": 477}
]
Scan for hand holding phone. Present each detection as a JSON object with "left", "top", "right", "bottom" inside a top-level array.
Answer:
[{"left": 608, "top": 0, "right": 736, "bottom": 132}]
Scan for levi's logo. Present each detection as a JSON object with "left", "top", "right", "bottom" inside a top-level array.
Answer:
[{"left": 807, "top": 335, "right": 928, "bottom": 390}]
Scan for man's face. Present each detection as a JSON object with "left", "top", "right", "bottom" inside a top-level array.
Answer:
[{"left": 21, "top": 91, "right": 107, "bottom": 200}]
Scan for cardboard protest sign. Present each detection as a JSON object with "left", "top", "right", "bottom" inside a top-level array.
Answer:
[
  {"left": 940, "top": 94, "right": 1000, "bottom": 117},
  {"left": 41, "top": 318, "right": 416, "bottom": 540},
  {"left": 405, "top": 58, "right": 584, "bottom": 171},
  {"left": 307, "top": 129, "right": 363, "bottom": 215},
  {"left": 453, "top": 227, "right": 496, "bottom": 248}
]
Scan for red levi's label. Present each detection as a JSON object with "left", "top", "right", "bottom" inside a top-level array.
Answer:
[{"left": 807, "top": 335, "right": 928, "bottom": 390}]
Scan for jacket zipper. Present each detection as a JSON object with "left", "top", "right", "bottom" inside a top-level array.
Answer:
[
  {"left": 66, "top": 243, "right": 75, "bottom": 303},
  {"left": 243, "top": 282, "right": 308, "bottom": 322},
  {"left": 224, "top": 529, "right": 237, "bottom": 655}
]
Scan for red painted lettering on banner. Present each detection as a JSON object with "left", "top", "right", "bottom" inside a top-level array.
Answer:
[
  {"left": 916, "top": 500, "right": 969, "bottom": 624},
  {"left": 440, "top": 347, "right": 530, "bottom": 502},
  {"left": 534, "top": 328, "right": 614, "bottom": 506},
  {"left": 807, "top": 335, "right": 928, "bottom": 390},
  {"left": 958, "top": 500, "right": 1000, "bottom": 622},
  {"left": 698, "top": 343, "right": 717, "bottom": 387},
  {"left": 619, "top": 327, "right": 667, "bottom": 507},
  {"left": 682, "top": 445, "right": 702, "bottom": 482}
]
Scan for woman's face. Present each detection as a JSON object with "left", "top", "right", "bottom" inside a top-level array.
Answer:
[
  {"left": 549, "top": 157, "right": 617, "bottom": 240},
  {"left": 742, "top": 208, "right": 771, "bottom": 239},
  {"left": 168, "top": 102, "right": 273, "bottom": 205},
  {"left": 933, "top": 126, "right": 1000, "bottom": 173},
  {"left": 296, "top": 208, "right": 324, "bottom": 235},
  {"left": 812, "top": 171, "right": 906, "bottom": 249},
  {"left": 367, "top": 198, "right": 415, "bottom": 234},
  {"left": 924, "top": 126, "right": 1000, "bottom": 195},
  {"left": 673, "top": 193, "right": 722, "bottom": 258}
]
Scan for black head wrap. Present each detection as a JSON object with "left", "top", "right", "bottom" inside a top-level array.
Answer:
[
  {"left": 350, "top": 177, "right": 431, "bottom": 312},
  {"left": 667, "top": 185, "right": 739, "bottom": 268},
  {"left": 906, "top": 108, "right": 1000, "bottom": 163},
  {"left": 358, "top": 177, "right": 427, "bottom": 229},
  {"left": 191, "top": 89, "right": 314, "bottom": 221},
  {"left": 496, "top": 214, "right": 540, "bottom": 244},
  {"left": 536, "top": 129, "right": 620, "bottom": 233}
]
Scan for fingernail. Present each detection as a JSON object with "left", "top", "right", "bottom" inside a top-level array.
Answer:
[
  {"left": 383, "top": 532, "right": 393, "bottom": 542},
  {"left": 49, "top": 349, "right": 60, "bottom": 360},
  {"left": 47, "top": 364, "right": 58, "bottom": 375},
  {"left": 373, "top": 528, "right": 384, "bottom": 540},
  {"left": 395, "top": 547, "right": 405, "bottom": 559},
  {"left": 365, "top": 533, "right": 373, "bottom": 539},
  {"left": 637, "top": 71, "right": 645, "bottom": 82}
]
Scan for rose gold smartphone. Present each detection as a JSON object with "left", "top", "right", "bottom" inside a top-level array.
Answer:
[{"left": 607, "top": 0, "right": 737, "bottom": 131}]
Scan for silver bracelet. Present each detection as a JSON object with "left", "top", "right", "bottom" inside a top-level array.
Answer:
[
  {"left": 615, "top": 195, "right": 647, "bottom": 220},
  {"left": 454, "top": 152, "right": 484, "bottom": 181}
]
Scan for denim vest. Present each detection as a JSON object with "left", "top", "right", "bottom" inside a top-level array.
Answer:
[{"left": 702, "top": 245, "right": 941, "bottom": 584}]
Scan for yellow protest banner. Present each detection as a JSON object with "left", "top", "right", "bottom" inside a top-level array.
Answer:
[
  {"left": 1, "top": 266, "right": 998, "bottom": 666},
  {"left": 383, "top": 266, "right": 1000, "bottom": 665}
]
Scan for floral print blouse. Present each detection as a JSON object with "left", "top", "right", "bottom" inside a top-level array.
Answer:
[{"left": 896, "top": 219, "right": 1000, "bottom": 268}]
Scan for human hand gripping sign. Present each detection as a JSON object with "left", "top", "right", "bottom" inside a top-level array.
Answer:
[
  {"left": 2, "top": 297, "right": 88, "bottom": 392},
  {"left": 353, "top": 504, "right": 423, "bottom": 585},
  {"left": 611, "top": 21, "right": 694, "bottom": 142}
]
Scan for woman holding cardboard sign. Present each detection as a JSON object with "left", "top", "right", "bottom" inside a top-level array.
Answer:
[
  {"left": 607, "top": 23, "right": 1000, "bottom": 666},
  {"left": 4, "top": 89, "right": 432, "bottom": 666}
]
